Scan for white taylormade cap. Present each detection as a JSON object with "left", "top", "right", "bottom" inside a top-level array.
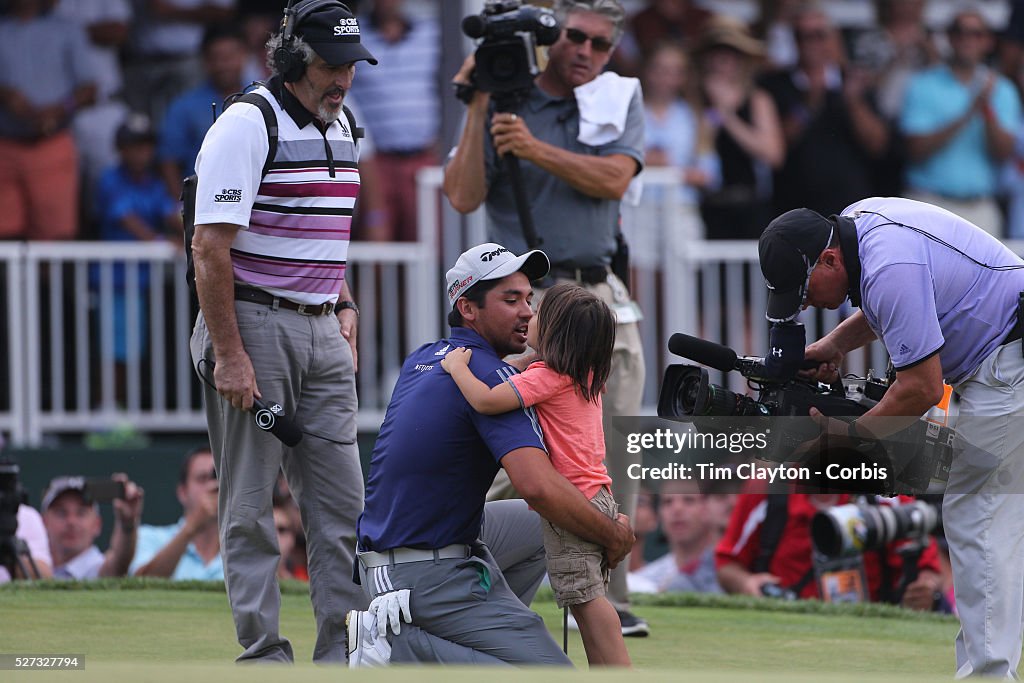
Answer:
[{"left": 445, "top": 243, "right": 550, "bottom": 310}]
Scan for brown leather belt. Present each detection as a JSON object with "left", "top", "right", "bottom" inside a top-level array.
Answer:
[{"left": 234, "top": 285, "right": 334, "bottom": 316}]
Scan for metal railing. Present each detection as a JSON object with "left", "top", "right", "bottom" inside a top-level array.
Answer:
[
  {"left": 8, "top": 168, "right": 1021, "bottom": 446},
  {"left": 3, "top": 229, "right": 439, "bottom": 447}
]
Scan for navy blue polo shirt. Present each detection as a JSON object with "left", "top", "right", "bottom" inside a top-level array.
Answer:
[{"left": 357, "top": 327, "right": 545, "bottom": 551}]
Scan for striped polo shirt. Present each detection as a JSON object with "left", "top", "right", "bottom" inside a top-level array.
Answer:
[{"left": 193, "top": 79, "right": 359, "bottom": 305}]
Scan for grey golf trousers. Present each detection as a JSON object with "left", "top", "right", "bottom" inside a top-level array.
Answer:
[{"left": 357, "top": 499, "right": 572, "bottom": 666}]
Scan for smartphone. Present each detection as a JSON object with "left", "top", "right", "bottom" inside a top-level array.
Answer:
[{"left": 83, "top": 478, "right": 126, "bottom": 503}]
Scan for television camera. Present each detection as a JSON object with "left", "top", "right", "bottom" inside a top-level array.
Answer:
[
  {"left": 0, "top": 457, "right": 41, "bottom": 580},
  {"left": 656, "top": 322, "right": 954, "bottom": 495},
  {"left": 460, "top": 1, "right": 560, "bottom": 98}
]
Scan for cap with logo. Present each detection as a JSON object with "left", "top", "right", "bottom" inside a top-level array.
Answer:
[
  {"left": 297, "top": 1, "right": 378, "bottom": 66},
  {"left": 758, "top": 208, "right": 835, "bottom": 323},
  {"left": 41, "top": 476, "right": 89, "bottom": 512},
  {"left": 445, "top": 243, "right": 550, "bottom": 309}
]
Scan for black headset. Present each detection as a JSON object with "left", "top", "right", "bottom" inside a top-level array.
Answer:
[{"left": 273, "top": 0, "right": 347, "bottom": 83}]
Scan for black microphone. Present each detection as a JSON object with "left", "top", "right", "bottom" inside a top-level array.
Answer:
[
  {"left": 462, "top": 14, "right": 487, "bottom": 38},
  {"left": 251, "top": 397, "right": 303, "bottom": 447},
  {"left": 668, "top": 332, "right": 819, "bottom": 381},
  {"left": 667, "top": 333, "right": 737, "bottom": 372},
  {"left": 198, "top": 359, "right": 303, "bottom": 447}
]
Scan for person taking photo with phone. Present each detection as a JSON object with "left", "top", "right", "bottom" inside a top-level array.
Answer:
[{"left": 42, "top": 473, "right": 144, "bottom": 580}]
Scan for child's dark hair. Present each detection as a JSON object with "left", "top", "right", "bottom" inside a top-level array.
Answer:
[{"left": 536, "top": 282, "right": 615, "bottom": 403}]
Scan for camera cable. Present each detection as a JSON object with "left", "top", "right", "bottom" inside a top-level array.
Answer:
[{"left": 852, "top": 209, "right": 1024, "bottom": 272}]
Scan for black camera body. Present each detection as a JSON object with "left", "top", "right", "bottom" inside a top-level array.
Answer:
[
  {"left": 0, "top": 460, "right": 28, "bottom": 577},
  {"left": 462, "top": 1, "right": 560, "bottom": 98},
  {"left": 657, "top": 329, "right": 954, "bottom": 495},
  {"left": 0, "top": 461, "right": 23, "bottom": 542}
]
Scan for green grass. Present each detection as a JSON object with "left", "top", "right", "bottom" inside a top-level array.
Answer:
[{"left": 0, "top": 580, "right": 966, "bottom": 681}]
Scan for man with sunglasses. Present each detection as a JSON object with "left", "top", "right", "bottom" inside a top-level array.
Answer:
[
  {"left": 444, "top": 0, "right": 649, "bottom": 637},
  {"left": 758, "top": 196, "right": 1024, "bottom": 678},
  {"left": 900, "top": 8, "right": 1020, "bottom": 237}
]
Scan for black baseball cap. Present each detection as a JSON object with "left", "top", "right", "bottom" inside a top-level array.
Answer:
[
  {"left": 758, "top": 208, "right": 835, "bottom": 323},
  {"left": 297, "top": 1, "right": 378, "bottom": 66},
  {"left": 115, "top": 113, "right": 157, "bottom": 147}
]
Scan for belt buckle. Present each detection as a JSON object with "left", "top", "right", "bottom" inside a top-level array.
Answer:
[{"left": 296, "top": 302, "right": 330, "bottom": 316}]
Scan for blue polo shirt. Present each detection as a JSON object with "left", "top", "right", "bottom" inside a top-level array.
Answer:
[
  {"left": 129, "top": 519, "right": 224, "bottom": 581},
  {"left": 901, "top": 65, "right": 1022, "bottom": 198},
  {"left": 159, "top": 81, "right": 224, "bottom": 178},
  {"left": 357, "top": 327, "right": 545, "bottom": 551}
]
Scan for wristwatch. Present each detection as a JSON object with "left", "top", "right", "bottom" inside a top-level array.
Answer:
[{"left": 334, "top": 300, "right": 359, "bottom": 316}]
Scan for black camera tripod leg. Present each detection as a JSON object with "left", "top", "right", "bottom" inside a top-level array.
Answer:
[
  {"left": 503, "top": 153, "right": 541, "bottom": 250},
  {"left": 493, "top": 92, "right": 541, "bottom": 251}
]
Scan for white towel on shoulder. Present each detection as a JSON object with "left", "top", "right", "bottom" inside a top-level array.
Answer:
[{"left": 574, "top": 72, "right": 643, "bottom": 205}]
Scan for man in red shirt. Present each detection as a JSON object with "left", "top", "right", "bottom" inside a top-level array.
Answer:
[{"left": 716, "top": 490, "right": 943, "bottom": 609}]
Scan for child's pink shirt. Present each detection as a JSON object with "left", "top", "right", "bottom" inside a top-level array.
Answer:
[{"left": 509, "top": 361, "right": 612, "bottom": 499}]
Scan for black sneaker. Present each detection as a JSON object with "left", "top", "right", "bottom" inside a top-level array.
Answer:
[{"left": 617, "top": 609, "right": 649, "bottom": 637}]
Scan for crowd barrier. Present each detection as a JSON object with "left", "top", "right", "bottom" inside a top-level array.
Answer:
[{"left": 9, "top": 169, "right": 1007, "bottom": 447}]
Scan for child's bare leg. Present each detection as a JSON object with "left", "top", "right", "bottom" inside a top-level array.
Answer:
[{"left": 569, "top": 596, "right": 631, "bottom": 667}]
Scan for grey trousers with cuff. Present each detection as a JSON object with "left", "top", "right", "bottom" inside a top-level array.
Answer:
[
  {"left": 191, "top": 302, "right": 367, "bottom": 663},
  {"left": 358, "top": 499, "right": 572, "bottom": 666}
]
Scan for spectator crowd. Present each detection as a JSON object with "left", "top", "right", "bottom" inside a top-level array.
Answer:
[{"left": 9, "top": 1, "right": 1024, "bottom": 246}]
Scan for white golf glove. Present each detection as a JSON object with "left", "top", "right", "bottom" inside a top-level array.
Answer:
[{"left": 368, "top": 589, "right": 412, "bottom": 636}]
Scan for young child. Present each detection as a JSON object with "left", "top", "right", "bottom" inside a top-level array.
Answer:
[{"left": 440, "top": 282, "right": 630, "bottom": 667}]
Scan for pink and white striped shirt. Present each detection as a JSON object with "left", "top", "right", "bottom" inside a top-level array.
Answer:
[{"left": 193, "top": 83, "right": 359, "bottom": 305}]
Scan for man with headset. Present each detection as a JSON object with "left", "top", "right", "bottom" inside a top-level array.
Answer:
[
  {"left": 757, "top": 196, "right": 1024, "bottom": 677},
  {"left": 188, "top": 0, "right": 375, "bottom": 662}
]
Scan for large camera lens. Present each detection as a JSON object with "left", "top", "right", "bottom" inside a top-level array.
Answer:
[
  {"left": 679, "top": 373, "right": 703, "bottom": 414},
  {"left": 812, "top": 501, "right": 940, "bottom": 558},
  {"left": 659, "top": 365, "right": 772, "bottom": 418}
]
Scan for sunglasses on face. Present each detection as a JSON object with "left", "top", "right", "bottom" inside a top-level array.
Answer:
[
  {"left": 565, "top": 27, "right": 614, "bottom": 53},
  {"left": 951, "top": 27, "right": 987, "bottom": 39}
]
